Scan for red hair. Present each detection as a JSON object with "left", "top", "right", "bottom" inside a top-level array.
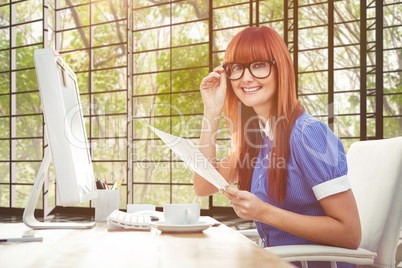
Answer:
[{"left": 224, "top": 26, "right": 304, "bottom": 204}]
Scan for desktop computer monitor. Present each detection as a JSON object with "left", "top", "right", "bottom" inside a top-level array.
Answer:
[{"left": 23, "top": 48, "right": 98, "bottom": 229}]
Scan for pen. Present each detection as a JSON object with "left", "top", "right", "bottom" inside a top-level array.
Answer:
[{"left": 0, "top": 237, "right": 43, "bottom": 243}]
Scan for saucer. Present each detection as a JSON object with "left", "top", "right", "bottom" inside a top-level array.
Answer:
[{"left": 151, "top": 221, "right": 213, "bottom": 233}]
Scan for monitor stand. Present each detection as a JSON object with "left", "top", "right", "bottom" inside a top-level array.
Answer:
[{"left": 23, "top": 147, "right": 96, "bottom": 229}]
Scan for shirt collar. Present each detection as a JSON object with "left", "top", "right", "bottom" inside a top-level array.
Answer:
[{"left": 259, "top": 119, "right": 274, "bottom": 140}]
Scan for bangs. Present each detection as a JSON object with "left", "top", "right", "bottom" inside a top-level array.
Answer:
[{"left": 225, "top": 27, "right": 274, "bottom": 63}]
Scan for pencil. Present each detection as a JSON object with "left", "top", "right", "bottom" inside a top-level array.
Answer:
[
  {"left": 96, "top": 178, "right": 104, "bottom": 189},
  {"left": 116, "top": 178, "right": 124, "bottom": 190},
  {"left": 103, "top": 174, "right": 109, "bottom": 190},
  {"left": 111, "top": 180, "right": 118, "bottom": 190}
]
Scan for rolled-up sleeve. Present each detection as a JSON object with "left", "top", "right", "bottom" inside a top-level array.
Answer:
[{"left": 291, "top": 118, "right": 350, "bottom": 200}]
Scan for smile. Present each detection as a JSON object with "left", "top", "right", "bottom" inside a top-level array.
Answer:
[{"left": 242, "top": 86, "right": 261, "bottom": 93}]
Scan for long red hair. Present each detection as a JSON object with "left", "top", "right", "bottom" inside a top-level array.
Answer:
[{"left": 224, "top": 26, "right": 304, "bottom": 204}]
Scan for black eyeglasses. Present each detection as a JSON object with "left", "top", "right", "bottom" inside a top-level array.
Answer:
[{"left": 223, "top": 60, "right": 276, "bottom": 80}]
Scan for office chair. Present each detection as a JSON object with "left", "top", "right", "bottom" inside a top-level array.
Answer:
[{"left": 239, "top": 137, "right": 402, "bottom": 267}]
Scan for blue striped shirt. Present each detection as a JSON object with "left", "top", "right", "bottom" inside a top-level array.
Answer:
[{"left": 251, "top": 112, "right": 354, "bottom": 268}]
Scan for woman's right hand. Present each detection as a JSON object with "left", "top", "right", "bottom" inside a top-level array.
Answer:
[{"left": 199, "top": 65, "right": 227, "bottom": 117}]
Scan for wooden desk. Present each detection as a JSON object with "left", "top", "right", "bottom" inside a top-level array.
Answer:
[{"left": 0, "top": 221, "right": 293, "bottom": 268}]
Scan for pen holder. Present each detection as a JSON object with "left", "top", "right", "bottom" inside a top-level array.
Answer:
[{"left": 95, "top": 190, "right": 120, "bottom": 221}]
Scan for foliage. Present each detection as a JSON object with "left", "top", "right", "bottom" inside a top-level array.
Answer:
[{"left": 0, "top": 0, "right": 400, "bottom": 210}]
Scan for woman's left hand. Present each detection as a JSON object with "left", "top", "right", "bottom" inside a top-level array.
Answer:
[{"left": 221, "top": 187, "right": 266, "bottom": 221}]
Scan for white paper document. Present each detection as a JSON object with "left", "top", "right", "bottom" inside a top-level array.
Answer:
[{"left": 149, "top": 126, "right": 229, "bottom": 190}]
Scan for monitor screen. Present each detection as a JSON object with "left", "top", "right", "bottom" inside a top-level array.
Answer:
[{"left": 34, "top": 48, "right": 97, "bottom": 206}]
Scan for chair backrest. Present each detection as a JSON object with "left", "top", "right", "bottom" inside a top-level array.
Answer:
[{"left": 347, "top": 137, "right": 402, "bottom": 267}]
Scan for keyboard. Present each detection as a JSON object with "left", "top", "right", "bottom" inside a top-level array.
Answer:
[{"left": 107, "top": 210, "right": 152, "bottom": 231}]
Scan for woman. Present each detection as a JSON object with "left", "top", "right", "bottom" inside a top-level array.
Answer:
[{"left": 194, "top": 26, "right": 361, "bottom": 268}]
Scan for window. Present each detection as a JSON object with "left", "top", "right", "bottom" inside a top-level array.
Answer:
[{"left": 0, "top": 0, "right": 400, "bottom": 214}]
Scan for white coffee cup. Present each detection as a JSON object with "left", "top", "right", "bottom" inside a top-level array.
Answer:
[{"left": 163, "top": 204, "right": 200, "bottom": 225}]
